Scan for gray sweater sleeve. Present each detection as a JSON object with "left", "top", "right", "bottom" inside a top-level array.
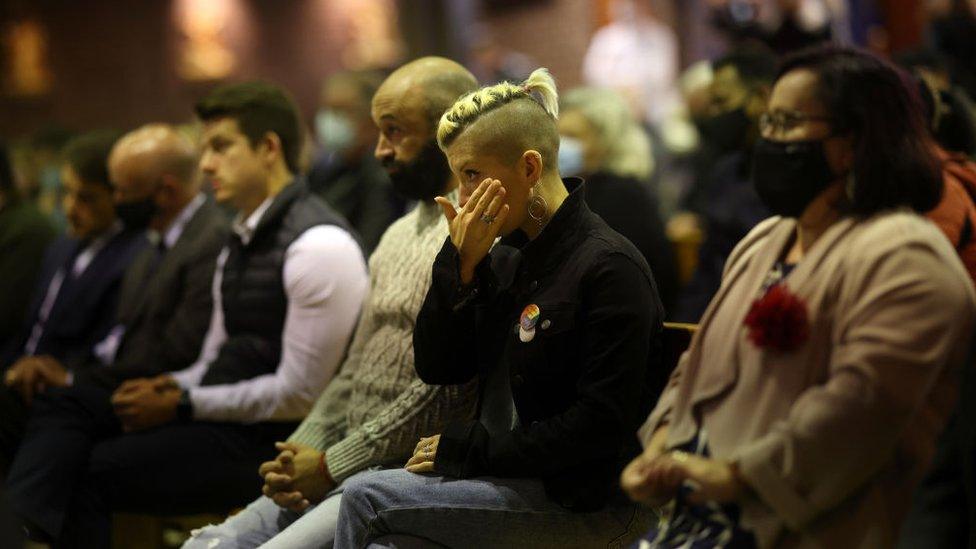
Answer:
[{"left": 323, "top": 378, "right": 478, "bottom": 482}]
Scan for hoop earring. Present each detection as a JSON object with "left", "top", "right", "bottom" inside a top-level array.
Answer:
[{"left": 527, "top": 187, "right": 549, "bottom": 226}]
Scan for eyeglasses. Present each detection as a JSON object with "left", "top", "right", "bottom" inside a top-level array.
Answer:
[{"left": 759, "top": 111, "right": 834, "bottom": 135}]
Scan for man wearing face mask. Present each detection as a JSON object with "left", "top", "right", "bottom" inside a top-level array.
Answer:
[
  {"left": 0, "top": 124, "right": 229, "bottom": 467},
  {"left": 308, "top": 70, "right": 404, "bottom": 254},
  {"left": 676, "top": 46, "right": 777, "bottom": 322}
]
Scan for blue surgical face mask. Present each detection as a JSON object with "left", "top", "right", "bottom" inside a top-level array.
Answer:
[
  {"left": 315, "top": 109, "right": 355, "bottom": 155},
  {"left": 558, "top": 136, "right": 585, "bottom": 177}
]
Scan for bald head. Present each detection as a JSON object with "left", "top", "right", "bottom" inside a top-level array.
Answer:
[
  {"left": 110, "top": 124, "right": 198, "bottom": 193},
  {"left": 110, "top": 124, "right": 200, "bottom": 231},
  {"left": 375, "top": 57, "right": 478, "bottom": 131}
]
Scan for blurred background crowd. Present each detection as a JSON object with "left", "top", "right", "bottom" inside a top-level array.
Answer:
[{"left": 3, "top": 0, "right": 975, "bottom": 325}]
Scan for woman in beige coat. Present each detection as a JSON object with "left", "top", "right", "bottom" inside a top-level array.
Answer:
[{"left": 623, "top": 46, "right": 976, "bottom": 548}]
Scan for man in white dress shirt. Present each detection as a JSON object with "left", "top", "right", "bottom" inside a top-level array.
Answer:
[{"left": 5, "top": 82, "right": 368, "bottom": 548}]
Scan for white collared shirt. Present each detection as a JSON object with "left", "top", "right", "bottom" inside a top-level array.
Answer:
[
  {"left": 171, "top": 197, "right": 369, "bottom": 422},
  {"left": 231, "top": 196, "right": 274, "bottom": 246}
]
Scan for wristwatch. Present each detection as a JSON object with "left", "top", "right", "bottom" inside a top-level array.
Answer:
[{"left": 176, "top": 389, "right": 194, "bottom": 423}]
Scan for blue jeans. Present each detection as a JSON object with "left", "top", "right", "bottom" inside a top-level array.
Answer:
[
  {"left": 182, "top": 470, "right": 375, "bottom": 549},
  {"left": 333, "top": 468, "right": 650, "bottom": 549}
]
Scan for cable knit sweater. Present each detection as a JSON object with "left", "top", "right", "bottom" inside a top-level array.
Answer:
[{"left": 289, "top": 197, "right": 477, "bottom": 482}]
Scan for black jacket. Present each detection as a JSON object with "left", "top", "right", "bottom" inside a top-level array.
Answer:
[
  {"left": 414, "top": 178, "right": 665, "bottom": 512},
  {"left": 76, "top": 196, "right": 229, "bottom": 388}
]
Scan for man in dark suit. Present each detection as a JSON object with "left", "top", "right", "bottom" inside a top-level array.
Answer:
[
  {"left": 1, "top": 130, "right": 145, "bottom": 383},
  {"left": 0, "top": 124, "right": 227, "bottom": 466},
  {"left": 77, "top": 123, "right": 229, "bottom": 389}
]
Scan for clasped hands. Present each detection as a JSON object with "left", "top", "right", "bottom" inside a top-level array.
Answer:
[
  {"left": 405, "top": 434, "right": 440, "bottom": 474},
  {"left": 110, "top": 374, "right": 181, "bottom": 432},
  {"left": 4, "top": 355, "right": 70, "bottom": 404},
  {"left": 259, "top": 442, "right": 335, "bottom": 512},
  {"left": 257, "top": 434, "right": 441, "bottom": 513},
  {"left": 621, "top": 426, "right": 746, "bottom": 507},
  {"left": 435, "top": 178, "right": 509, "bottom": 285}
]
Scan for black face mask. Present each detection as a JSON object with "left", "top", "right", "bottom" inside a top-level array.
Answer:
[
  {"left": 751, "top": 137, "right": 837, "bottom": 218},
  {"left": 383, "top": 140, "right": 451, "bottom": 202},
  {"left": 698, "top": 107, "right": 750, "bottom": 153},
  {"left": 115, "top": 197, "right": 157, "bottom": 231}
]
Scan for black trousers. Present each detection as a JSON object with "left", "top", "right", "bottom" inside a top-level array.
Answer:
[
  {"left": 0, "top": 364, "right": 143, "bottom": 475},
  {"left": 3, "top": 382, "right": 295, "bottom": 548},
  {"left": 0, "top": 384, "right": 29, "bottom": 474}
]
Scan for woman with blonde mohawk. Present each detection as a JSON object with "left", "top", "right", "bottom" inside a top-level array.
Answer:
[{"left": 331, "top": 68, "right": 665, "bottom": 548}]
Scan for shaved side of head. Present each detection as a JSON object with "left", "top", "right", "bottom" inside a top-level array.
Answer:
[
  {"left": 461, "top": 99, "right": 559, "bottom": 172},
  {"left": 438, "top": 68, "right": 560, "bottom": 173}
]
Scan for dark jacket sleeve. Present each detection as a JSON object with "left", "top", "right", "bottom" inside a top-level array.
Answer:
[
  {"left": 147, "top": 244, "right": 218, "bottom": 374},
  {"left": 0, "top": 208, "right": 55, "bottom": 344},
  {"left": 435, "top": 252, "right": 660, "bottom": 479},
  {"left": 413, "top": 236, "right": 495, "bottom": 386}
]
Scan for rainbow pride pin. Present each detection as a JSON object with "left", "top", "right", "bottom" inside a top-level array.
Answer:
[{"left": 519, "top": 304, "right": 540, "bottom": 342}]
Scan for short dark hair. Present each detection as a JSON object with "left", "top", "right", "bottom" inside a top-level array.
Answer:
[
  {"left": 778, "top": 45, "right": 942, "bottom": 216},
  {"left": 714, "top": 44, "right": 778, "bottom": 89},
  {"left": 63, "top": 130, "right": 122, "bottom": 189},
  {"left": 195, "top": 81, "right": 303, "bottom": 173}
]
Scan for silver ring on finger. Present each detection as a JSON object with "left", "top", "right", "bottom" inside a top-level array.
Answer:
[{"left": 480, "top": 214, "right": 495, "bottom": 225}]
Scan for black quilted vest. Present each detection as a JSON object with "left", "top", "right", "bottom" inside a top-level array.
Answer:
[{"left": 201, "top": 178, "right": 352, "bottom": 386}]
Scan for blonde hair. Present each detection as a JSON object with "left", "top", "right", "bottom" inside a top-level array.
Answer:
[
  {"left": 561, "top": 87, "right": 654, "bottom": 181},
  {"left": 437, "top": 68, "right": 559, "bottom": 149}
]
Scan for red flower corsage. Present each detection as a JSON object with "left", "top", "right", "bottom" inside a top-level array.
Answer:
[{"left": 744, "top": 285, "right": 809, "bottom": 352}]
